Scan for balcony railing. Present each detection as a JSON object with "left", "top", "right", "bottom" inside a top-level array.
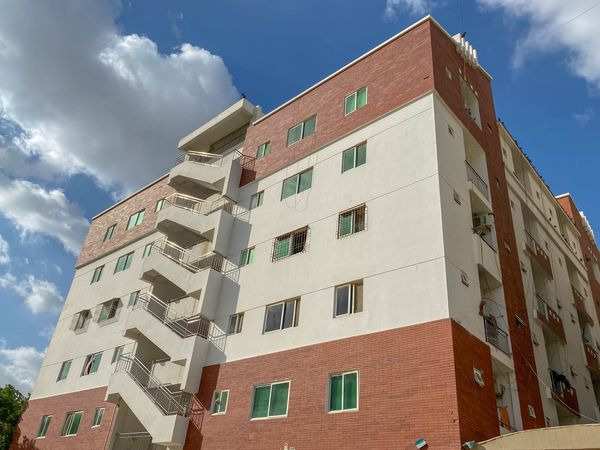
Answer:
[
  {"left": 151, "top": 239, "right": 224, "bottom": 273},
  {"left": 175, "top": 151, "right": 224, "bottom": 167},
  {"left": 549, "top": 369, "right": 579, "bottom": 415},
  {"left": 483, "top": 316, "right": 510, "bottom": 355},
  {"left": 115, "top": 355, "right": 193, "bottom": 416},
  {"left": 465, "top": 160, "right": 490, "bottom": 201},
  {"left": 134, "top": 293, "right": 211, "bottom": 339},
  {"left": 536, "top": 293, "right": 565, "bottom": 340},
  {"left": 572, "top": 285, "right": 593, "bottom": 325},
  {"left": 525, "top": 230, "right": 553, "bottom": 277},
  {"left": 164, "top": 193, "right": 233, "bottom": 216}
]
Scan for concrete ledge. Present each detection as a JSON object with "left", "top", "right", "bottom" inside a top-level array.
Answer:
[{"left": 478, "top": 424, "right": 600, "bottom": 449}]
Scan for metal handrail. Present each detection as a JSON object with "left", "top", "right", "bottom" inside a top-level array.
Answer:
[
  {"left": 164, "top": 193, "right": 233, "bottom": 216},
  {"left": 115, "top": 355, "right": 192, "bottom": 416},
  {"left": 465, "top": 160, "right": 489, "bottom": 200},
  {"left": 483, "top": 316, "right": 510, "bottom": 355},
  {"left": 135, "top": 293, "right": 210, "bottom": 339},
  {"left": 175, "top": 151, "right": 224, "bottom": 167},
  {"left": 151, "top": 239, "right": 224, "bottom": 273}
]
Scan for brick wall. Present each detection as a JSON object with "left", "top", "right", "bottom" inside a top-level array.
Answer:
[
  {"left": 184, "top": 319, "right": 498, "bottom": 450},
  {"left": 76, "top": 175, "right": 174, "bottom": 268},
  {"left": 428, "top": 24, "right": 546, "bottom": 429},
  {"left": 11, "top": 387, "right": 116, "bottom": 450},
  {"left": 241, "top": 20, "right": 435, "bottom": 184}
]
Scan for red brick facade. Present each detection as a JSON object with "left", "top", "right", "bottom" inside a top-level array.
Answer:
[
  {"left": 185, "top": 319, "right": 498, "bottom": 450},
  {"left": 76, "top": 175, "right": 174, "bottom": 268},
  {"left": 11, "top": 387, "right": 116, "bottom": 450}
]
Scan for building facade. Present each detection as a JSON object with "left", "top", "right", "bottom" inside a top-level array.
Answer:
[{"left": 12, "top": 16, "right": 600, "bottom": 450}]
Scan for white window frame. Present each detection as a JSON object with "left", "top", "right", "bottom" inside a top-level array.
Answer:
[
  {"left": 328, "top": 370, "right": 359, "bottom": 413},
  {"left": 211, "top": 389, "right": 229, "bottom": 415},
  {"left": 334, "top": 282, "right": 363, "bottom": 317},
  {"left": 250, "top": 381, "right": 291, "bottom": 420},
  {"left": 228, "top": 313, "right": 244, "bottom": 335},
  {"left": 256, "top": 141, "right": 271, "bottom": 159},
  {"left": 344, "top": 86, "right": 367, "bottom": 116},
  {"left": 287, "top": 116, "right": 316, "bottom": 146},
  {"left": 36, "top": 415, "right": 52, "bottom": 438},
  {"left": 250, "top": 191, "right": 264, "bottom": 210},
  {"left": 91, "top": 265, "right": 104, "bottom": 284},
  {"left": 263, "top": 299, "right": 300, "bottom": 333},
  {"left": 103, "top": 224, "right": 116, "bottom": 242},
  {"left": 61, "top": 411, "right": 83, "bottom": 437},
  {"left": 91, "top": 407, "right": 104, "bottom": 427},
  {"left": 126, "top": 209, "right": 145, "bottom": 230},
  {"left": 154, "top": 198, "right": 165, "bottom": 212}
]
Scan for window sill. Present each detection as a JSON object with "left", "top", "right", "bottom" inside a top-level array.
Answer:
[
  {"left": 328, "top": 408, "right": 359, "bottom": 415},
  {"left": 337, "top": 229, "right": 366, "bottom": 240},
  {"left": 35, "top": 436, "right": 46, "bottom": 440},
  {"left": 91, "top": 425, "right": 101, "bottom": 428},
  {"left": 62, "top": 434, "right": 78, "bottom": 438},
  {"left": 211, "top": 412, "right": 227, "bottom": 416},
  {"left": 250, "top": 414, "right": 288, "bottom": 421}
]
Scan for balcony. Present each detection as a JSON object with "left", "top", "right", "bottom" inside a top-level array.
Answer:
[
  {"left": 535, "top": 293, "right": 566, "bottom": 341},
  {"left": 584, "top": 342, "right": 600, "bottom": 375},
  {"left": 549, "top": 369, "right": 580, "bottom": 417},
  {"left": 473, "top": 233, "right": 502, "bottom": 287},
  {"left": 572, "top": 285, "right": 594, "bottom": 325},
  {"left": 466, "top": 160, "right": 490, "bottom": 203},
  {"left": 156, "top": 193, "right": 234, "bottom": 256},
  {"left": 525, "top": 230, "right": 553, "bottom": 278},
  {"left": 483, "top": 316, "right": 511, "bottom": 355}
]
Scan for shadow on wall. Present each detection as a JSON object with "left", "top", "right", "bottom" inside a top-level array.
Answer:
[{"left": 9, "top": 426, "right": 38, "bottom": 450}]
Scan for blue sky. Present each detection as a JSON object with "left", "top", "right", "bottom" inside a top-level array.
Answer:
[{"left": 0, "top": 0, "right": 598, "bottom": 392}]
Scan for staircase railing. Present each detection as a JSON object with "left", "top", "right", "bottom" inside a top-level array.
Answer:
[
  {"left": 151, "top": 239, "right": 224, "bottom": 273},
  {"left": 134, "top": 293, "right": 211, "bottom": 339},
  {"left": 164, "top": 192, "right": 233, "bottom": 216}
]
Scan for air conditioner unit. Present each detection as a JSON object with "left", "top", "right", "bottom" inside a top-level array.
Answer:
[{"left": 473, "top": 213, "right": 493, "bottom": 234}]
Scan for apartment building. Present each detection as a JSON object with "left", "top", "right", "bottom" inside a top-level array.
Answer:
[{"left": 12, "top": 15, "right": 600, "bottom": 450}]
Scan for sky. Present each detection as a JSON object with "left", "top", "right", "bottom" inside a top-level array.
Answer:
[{"left": 0, "top": 0, "right": 599, "bottom": 393}]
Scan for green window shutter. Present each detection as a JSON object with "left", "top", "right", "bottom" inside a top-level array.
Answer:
[
  {"left": 345, "top": 93, "right": 357, "bottom": 115},
  {"left": 303, "top": 116, "right": 316, "bottom": 137},
  {"left": 269, "top": 383, "right": 289, "bottom": 416},
  {"left": 219, "top": 390, "right": 228, "bottom": 413},
  {"left": 342, "top": 148, "right": 355, "bottom": 172},
  {"left": 67, "top": 412, "right": 82, "bottom": 435},
  {"left": 274, "top": 237, "right": 290, "bottom": 259},
  {"left": 287, "top": 123, "right": 303, "bottom": 145},
  {"left": 343, "top": 372, "right": 358, "bottom": 409},
  {"left": 355, "top": 143, "right": 367, "bottom": 167},
  {"left": 356, "top": 87, "right": 367, "bottom": 108},
  {"left": 281, "top": 176, "right": 298, "bottom": 199},
  {"left": 252, "top": 386, "right": 270, "bottom": 418},
  {"left": 330, "top": 375, "right": 343, "bottom": 411},
  {"left": 298, "top": 169, "right": 313, "bottom": 193},
  {"left": 339, "top": 212, "right": 353, "bottom": 237}
]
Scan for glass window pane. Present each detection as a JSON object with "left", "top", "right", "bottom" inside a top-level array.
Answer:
[
  {"left": 90, "top": 353, "right": 102, "bottom": 373},
  {"left": 354, "top": 207, "right": 366, "bottom": 233},
  {"left": 219, "top": 390, "right": 228, "bottom": 413},
  {"left": 291, "top": 230, "right": 306, "bottom": 254},
  {"left": 303, "top": 116, "right": 316, "bottom": 137},
  {"left": 269, "top": 383, "right": 289, "bottom": 416},
  {"left": 264, "top": 303, "right": 283, "bottom": 332},
  {"left": 342, "top": 148, "right": 355, "bottom": 172},
  {"left": 282, "top": 300, "right": 295, "bottom": 329},
  {"left": 212, "top": 392, "right": 220, "bottom": 413},
  {"left": 298, "top": 169, "right": 312, "bottom": 193},
  {"left": 287, "top": 123, "right": 303, "bottom": 145},
  {"left": 252, "top": 386, "right": 270, "bottom": 418},
  {"left": 274, "top": 236, "right": 290, "bottom": 259},
  {"left": 247, "top": 247, "right": 255, "bottom": 264},
  {"left": 330, "top": 375, "right": 343, "bottom": 411},
  {"left": 356, "top": 87, "right": 367, "bottom": 108},
  {"left": 339, "top": 212, "right": 353, "bottom": 237},
  {"left": 281, "top": 176, "right": 298, "bottom": 199},
  {"left": 69, "top": 412, "right": 82, "bottom": 434},
  {"left": 345, "top": 93, "right": 357, "bottom": 115},
  {"left": 335, "top": 286, "right": 350, "bottom": 316},
  {"left": 136, "top": 210, "right": 145, "bottom": 226},
  {"left": 250, "top": 191, "right": 263, "bottom": 209},
  {"left": 355, "top": 143, "right": 367, "bottom": 167},
  {"left": 343, "top": 372, "right": 358, "bottom": 409},
  {"left": 353, "top": 283, "right": 363, "bottom": 313}
]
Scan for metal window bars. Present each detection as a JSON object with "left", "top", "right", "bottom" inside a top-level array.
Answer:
[
  {"left": 272, "top": 227, "right": 308, "bottom": 262},
  {"left": 465, "top": 160, "right": 490, "bottom": 201},
  {"left": 150, "top": 239, "right": 224, "bottom": 273},
  {"left": 163, "top": 193, "right": 233, "bottom": 216}
]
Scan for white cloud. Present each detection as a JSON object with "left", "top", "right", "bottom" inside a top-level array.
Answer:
[
  {"left": 0, "top": 272, "right": 64, "bottom": 314},
  {"left": 0, "top": 340, "right": 45, "bottom": 393},
  {"left": 0, "top": 234, "right": 8, "bottom": 265},
  {"left": 0, "top": 177, "right": 88, "bottom": 254},
  {"left": 385, "top": 0, "right": 431, "bottom": 18},
  {"left": 478, "top": 0, "right": 600, "bottom": 89},
  {"left": 573, "top": 108, "right": 594, "bottom": 126},
  {"left": 0, "top": 0, "right": 239, "bottom": 193}
]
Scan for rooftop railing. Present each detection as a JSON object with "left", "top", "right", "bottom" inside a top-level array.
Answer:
[{"left": 466, "top": 160, "right": 490, "bottom": 201}]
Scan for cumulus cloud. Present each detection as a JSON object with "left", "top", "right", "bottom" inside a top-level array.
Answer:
[
  {"left": 0, "top": 177, "right": 88, "bottom": 254},
  {"left": 385, "top": 0, "right": 432, "bottom": 18},
  {"left": 0, "top": 234, "right": 8, "bottom": 265},
  {"left": 0, "top": 272, "right": 64, "bottom": 314},
  {"left": 478, "top": 0, "right": 600, "bottom": 89},
  {"left": 0, "top": 340, "right": 45, "bottom": 393},
  {"left": 0, "top": 0, "right": 239, "bottom": 193}
]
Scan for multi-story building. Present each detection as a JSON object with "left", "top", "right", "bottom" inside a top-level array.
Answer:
[{"left": 11, "top": 15, "right": 600, "bottom": 450}]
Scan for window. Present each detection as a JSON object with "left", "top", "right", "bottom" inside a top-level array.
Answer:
[
  {"left": 114, "top": 252, "right": 134, "bottom": 273},
  {"left": 460, "top": 78, "right": 481, "bottom": 128},
  {"left": 264, "top": 298, "right": 300, "bottom": 332},
  {"left": 273, "top": 227, "right": 308, "bottom": 261},
  {"left": 250, "top": 191, "right": 264, "bottom": 210},
  {"left": 287, "top": 115, "right": 316, "bottom": 146},
  {"left": 126, "top": 209, "right": 145, "bottom": 230},
  {"left": 128, "top": 290, "right": 140, "bottom": 307},
  {"left": 103, "top": 224, "right": 116, "bottom": 242},
  {"left": 341, "top": 143, "right": 367, "bottom": 173},
  {"left": 228, "top": 313, "right": 244, "bottom": 335},
  {"left": 334, "top": 281, "right": 363, "bottom": 317},
  {"left": 74, "top": 310, "right": 91, "bottom": 331},
  {"left": 251, "top": 381, "right": 290, "bottom": 419},
  {"left": 281, "top": 168, "right": 313, "bottom": 200},
  {"left": 155, "top": 198, "right": 165, "bottom": 212},
  {"left": 256, "top": 142, "right": 271, "bottom": 159},
  {"left": 111, "top": 345, "right": 124, "bottom": 364},
  {"left": 36, "top": 415, "right": 52, "bottom": 438},
  {"left": 98, "top": 299, "right": 120, "bottom": 322},
  {"left": 239, "top": 247, "right": 255, "bottom": 267},
  {"left": 338, "top": 205, "right": 366, "bottom": 238},
  {"left": 91, "top": 407, "right": 104, "bottom": 427},
  {"left": 142, "top": 242, "right": 153, "bottom": 258},
  {"left": 211, "top": 390, "right": 229, "bottom": 414},
  {"left": 61, "top": 411, "right": 83, "bottom": 436},
  {"left": 344, "top": 87, "right": 367, "bottom": 115},
  {"left": 81, "top": 352, "right": 102, "bottom": 376},
  {"left": 56, "top": 360, "right": 72, "bottom": 382},
  {"left": 90, "top": 265, "right": 104, "bottom": 284},
  {"left": 329, "top": 371, "right": 358, "bottom": 412}
]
